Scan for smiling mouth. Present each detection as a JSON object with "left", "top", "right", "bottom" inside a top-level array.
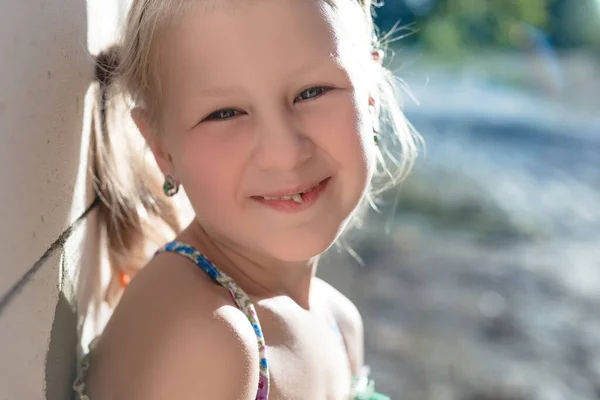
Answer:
[{"left": 252, "top": 178, "right": 331, "bottom": 204}]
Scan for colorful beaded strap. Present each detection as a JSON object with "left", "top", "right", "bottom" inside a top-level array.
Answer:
[{"left": 158, "top": 241, "right": 270, "bottom": 399}]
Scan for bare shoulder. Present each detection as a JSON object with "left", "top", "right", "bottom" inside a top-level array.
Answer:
[
  {"left": 315, "top": 278, "right": 364, "bottom": 374},
  {"left": 86, "top": 253, "right": 259, "bottom": 400}
]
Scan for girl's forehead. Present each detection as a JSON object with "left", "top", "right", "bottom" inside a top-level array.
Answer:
[{"left": 158, "top": 0, "right": 359, "bottom": 83}]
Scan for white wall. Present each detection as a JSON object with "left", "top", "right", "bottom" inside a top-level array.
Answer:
[{"left": 0, "top": 1, "right": 124, "bottom": 398}]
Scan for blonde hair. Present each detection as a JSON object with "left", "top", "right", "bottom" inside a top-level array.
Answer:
[{"left": 90, "top": 0, "right": 419, "bottom": 305}]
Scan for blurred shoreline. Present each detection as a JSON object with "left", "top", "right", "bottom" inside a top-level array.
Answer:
[{"left": 320, "top": 49, "right": 600, "bottom": 399}]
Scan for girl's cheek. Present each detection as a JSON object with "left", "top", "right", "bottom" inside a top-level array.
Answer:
[
  {"left": 300, "top": 92, "right": 358, "bottom": 129},
  {"left": 175, "top": 128, "right": 249, "bottom": 190}
]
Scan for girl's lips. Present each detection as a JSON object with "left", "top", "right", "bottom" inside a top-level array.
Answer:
[
  {"left": 251, "top": 177, "right": 331, "bottom": 213},
  {"left": 255, "top": 177, "right": 328, "bottom": 199}
]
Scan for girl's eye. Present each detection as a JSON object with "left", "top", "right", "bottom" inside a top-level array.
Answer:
[
  {"left": 203, "top": 109, "right": 242, "bottom": 122},
  {"left": 295, "top": 86, "right": 331, "bottom": 102}
]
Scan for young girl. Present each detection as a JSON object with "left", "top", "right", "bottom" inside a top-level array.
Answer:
[{"left": 74, "top": 0, "right": 418, "bottom": 398}]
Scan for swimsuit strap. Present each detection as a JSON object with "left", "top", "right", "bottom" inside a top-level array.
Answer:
[{"left": 157, "top": 240, "right": 270, "bottom": 400}]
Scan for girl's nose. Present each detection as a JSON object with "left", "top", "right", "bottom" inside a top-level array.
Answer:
[{"left": 251, "top": 112, "right": 314, "bottom": 171}]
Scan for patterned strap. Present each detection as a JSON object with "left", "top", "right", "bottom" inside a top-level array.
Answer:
[{"left": 157, "top": 241, "right": 270, "bottom": 400}]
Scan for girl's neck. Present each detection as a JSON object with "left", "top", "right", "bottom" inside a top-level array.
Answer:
[{"left": 177, "top": 220, "right": 318, "bottom": 309}]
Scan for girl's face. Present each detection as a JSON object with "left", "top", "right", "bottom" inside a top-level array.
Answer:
[{"left": 150, "top": 0, "right": 376, "bottom": 262}]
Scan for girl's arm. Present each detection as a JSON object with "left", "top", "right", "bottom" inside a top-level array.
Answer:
[
  {"left": 85, "top": 260, "right": 260, "bottom": 400},
  {"left": 136, "top": 306, "right": 260, "bottom": 400}
]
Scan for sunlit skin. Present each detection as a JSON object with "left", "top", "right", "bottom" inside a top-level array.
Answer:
[{"left": 86, "top": 0, "right": 379, "bottom": 398}]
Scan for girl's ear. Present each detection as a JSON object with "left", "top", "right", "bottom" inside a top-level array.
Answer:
[
  {"left": 368, "top": 95, "right": 380, "bottom": 131},
  {"left": 369, "top": 49, "right": 384, "bottom": 130},
  {"left": 131, "top": 108, "right": 174, "bottom": 176},
  {"left": 372, "top": 49, "right": 384, "bottom": 64}
]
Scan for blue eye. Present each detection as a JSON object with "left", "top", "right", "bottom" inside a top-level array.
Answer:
[
  {"left": 203, "top": 109, "right": 242, "bottom": 122},
  {"left": 295, "top": 86, "right": 331, "bottom": 102}
]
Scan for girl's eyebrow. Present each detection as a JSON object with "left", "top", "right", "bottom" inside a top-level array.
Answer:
[
  {"left": 195, "top": 85, "right": 248, "bottom": 98},
  {"left": 192, "top": 56, "right": 345, "bottom": 99},
  {"left": 286, "top": 54, "right": 343, "bottom": 77}
]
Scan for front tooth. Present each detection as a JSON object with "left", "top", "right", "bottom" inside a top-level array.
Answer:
[
  {"left": 280, "top": 195, "right": 293, "bottom": 200},
  {"left": 292, "top": 194, "right": 303, "bottom": 203}
]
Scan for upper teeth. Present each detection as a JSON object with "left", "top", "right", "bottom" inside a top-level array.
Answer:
[
  {"left": 261, "top": 182, "right": 320, "bottom": 203},
  {"left": 262, "top": 194, "right": 303, "bottom": 203}
]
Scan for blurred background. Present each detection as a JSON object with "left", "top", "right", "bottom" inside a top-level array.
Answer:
[
  {"left": 1, "top": 0, "right": 599, "bottom": 399},
  {"left": 318, "top": 0, "right": 600, "bottom": 399}
]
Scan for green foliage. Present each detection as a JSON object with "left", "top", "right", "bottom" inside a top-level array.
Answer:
[
  {"left": 378, "top": 0, "right": 600, "bottom": 55},
  {"left": 420, "top": 0, "right": 558, "bottom": 53}
]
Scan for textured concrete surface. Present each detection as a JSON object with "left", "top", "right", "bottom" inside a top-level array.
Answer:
[{"left": 0, "top": 1, "right": 124, "bottom": 398}]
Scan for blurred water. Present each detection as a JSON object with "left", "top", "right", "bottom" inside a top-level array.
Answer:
[
  {"left": 404, "top": 72, "right": 600, "bottom": 296},
  {"left": 409, "top": 105, "right": 600, "bottom": 231},
  {"left": 324, "top": 55, "right": 600, "bottom": 399}
]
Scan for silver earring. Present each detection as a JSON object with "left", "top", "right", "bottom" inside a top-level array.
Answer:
[{"left": 163, "top": 175, "right": 179, "bottom": 197}]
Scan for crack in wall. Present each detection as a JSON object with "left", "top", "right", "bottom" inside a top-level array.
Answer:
[{"left": 0, "top": 196, "right": 100, "bottom": 317}]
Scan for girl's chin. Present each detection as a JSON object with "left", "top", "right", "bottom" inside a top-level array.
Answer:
[{"left": 256, "top": 227, "right": 345, "bottom": 263}]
